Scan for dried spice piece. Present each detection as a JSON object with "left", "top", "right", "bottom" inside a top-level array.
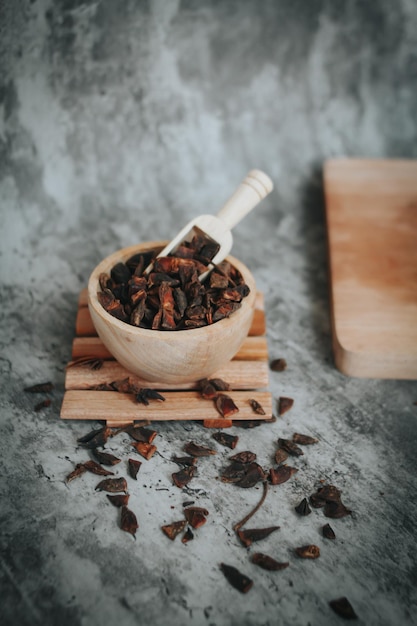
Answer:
[
  {"left": 295, "top": 545, "right": 320, "bottom": 559},
  {"left": 128, "top": 458, "right": 142, "bottom": 480},
  {"left": 278, "top": 438, "right": 304, "bottom": 457},
  {"left": 92, "top": 449, "right": 121, "bottom": 466},
  {"left": 83, "top": 460, "right": 114, "bottom": 476},
  {"left": 315, "top": 485, "right": 342, "bottom": 502},
  {"left": 77, "top": 427, "right": 111, "bottom": 449},
  {"left": 184, "top": 505, "right": 209, "bottom": 517},
  {"left": 295, "top": 498, "right": 311, "bottom": 516},
  {"left": 220, "top": 563, "right": 253, "bottom": 594},
  {"left": 182, "top": 500, "right": 195, "bottom": 508},
  {"left": 329, "top": 597, "right": 357, "bottom": 620},
  {"left": 34, "top": 399, "right": 51, "bottom": 411},
  {"left": 181, "top": 527, "right": 194, "bottom": 544},
  {"left": 67, "top": 356, "right": 104, "bottom": 370},
  {"left": 251, "top": 553, "right": 289, "bottom": 571},
  {"left": 230, "top": 451, "right": 257, "bottom": 464},
  {"left": 215, "top": 394, "right": 239, "bottom": 418},
  {"left": 235, "top": 463, "right": 267, "bottom": 488},
  {"left": 199, "top": 380, "right": 218, "bottom": 399},
  {"left": 270, "top": 358, "right": 287, "bottom": 372},
  {"left": 172, "top": 456, "right": 197, "bottom": 467},
  {"left": 107, "top": 494, "right": 130, "bottom": 508},
  {"left": 274, "top": 448, "right": 289, "bottom": 465},
  {"left": 24, "top": 381, "right": 54, "bottom": 393},
  {"left": 65, "top": 464, "right": 87, "bottom": 483},
  {"left": 184, "top": 442, "right": 217, "bottom": 457},
  {"left": 125, "top": 426, "right": 158, "bottom": 443},
  {"left": 209, "top": 378, "right": 231, "bottom": 391},
  {"left": 309, "top": 493, "right": 326, "bottom": 508},
  {"left": 233, "top": 481, "right": 268, "bottom": 532},
  {"left": 172, "top": 466, "right": 196, "bottom": 488},
  {"left": 292, "top": 433, "right": 319, "bottom": 445},
  {"left": 135, "top": 388, "right": 165, "bottom": 405},
  {"left": 131, "top": 442, "right": 157, "bottom": 460},
  {"left": 278, "top": 397, "right": 294, "bottom": 416},
  {"left": 161, "top": 520, "right": 187, "bottom": 540},
  {"left": 269, "top": 465, "right": 298, "bottom": 485},
  {"left": 322, "top": 523, "right": 336, "bottom": 540},
  {"left": 248, "top": 398, "right": 266, "bottom": 415},
  {"left": 237, "top": 526, "right": 280, "bottom": 548},
  {"left": 120, "top": 506, "right": 138, "bottom": 538},
  {"left": 212, "top": 432, "right": 238, "bottom": 449},
  {"left": 184, "top": 507, "right": 208, "bottom": 529},
  {"left": 95, "top": 477, "right": 128, "bottom": 493},
  {"left": 220, "top": 461, "right": 247, "bottom": 483},
  {"left": 324, "top": 500, "right": 352, "bottom": 519}
]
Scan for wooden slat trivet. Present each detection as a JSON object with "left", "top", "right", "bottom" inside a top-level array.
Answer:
[{"left": 61, "top": 289, "right": 274, "bottom": 427}]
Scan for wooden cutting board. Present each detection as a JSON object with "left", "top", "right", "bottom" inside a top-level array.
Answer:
[{"left": 324, "top": 158, "right": 417, "bottom": 380}]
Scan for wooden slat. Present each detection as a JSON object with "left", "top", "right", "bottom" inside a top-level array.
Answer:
[
  {"left": 71, "top": 335, "right": 269, "bottom": 362},
  {"left": 61, "top": 390, "right": 273, "bottom": 422},
  {"left": 65, "top": 359, "right": 269, "bottom": 391},
  {"left": 75, "top": 290, "right": 265, "bottom": 337}
]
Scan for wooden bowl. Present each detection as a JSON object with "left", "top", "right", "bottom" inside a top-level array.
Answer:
[{"left": 87, "top": 241, "right": 257, "bottom": 383}]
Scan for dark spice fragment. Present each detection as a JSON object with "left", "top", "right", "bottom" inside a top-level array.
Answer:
[
  {"left": 212, "top": 432, "right": 238, "bottom": 449},
  {"left": 161, "top": 520, "right": 187, "bottom": 540},
  {"left": 184, "top": 442, "right": 217, "bottom": 457},
  {"left": 182, "top": 500, "right": 195, "bottom": 508},
  {"left": 295, "top": 498, "right": 311, "bottom": 516},
  {"left": 128, "top": 458, "right": 142, "bottom": 480},
  {"left": 172, "top": 466, "right": 196, "bottom": 488},
  {"left": 232, "top": 416, "right": 277, "bottom": 429},
  {"left": 209, "top": 378, "right": 231, "bottom": 391},
  {"left": 295, "top": 545, "right": 320, "bottom": 559},
  {"left": 184, "top": 507, "right": 208, "bottom": 529},
  {"left": 322, "top": 523, "right": 336, "bottom": 540},
  {"left": 230, "top": 451, "right": 256, "bottom": 464},
  {"left": 278, "top": 397, "right": 294, "bottom": 416},
  {"left": 269, "top": 465, "right": 298, "bottom": 485},
  {"left": 324, "top": 500, "right": 352, "bottom": 519},
  {"left": 131, "top": 442, "right": 157, "bottom": 460},
  {"left": 135, "top": 388, "right": 165, "bottom": 405},
  {"left": 278, "top": 438, "right": 304, "bottom": 457},
  {"left": 181, "top": 527, "right": 194, "bottom": 543},
  {"left": 270, "top": 358, "right": 287, "bottom": 372},
  {"left": 315, "top": 485, "right": 342, "bottom": 501},
  {"left": 34, "top": 399, "right": 51, "bottom": 411},
  {"left": 107, "top": 494, "right": 130, "bottom": 508},
  {"left": 126, "top": 426, "right": 158, "bottom": 443},
  {"left": 83, "top": 460, "right": 114, "bottom": 476},
  {"left": 215, "top": 394, "right": 239, "bottom": 418},
  {"left": 329, "top": 597, "right": 357, "bottom": 620},
  {"left": 220, "top": 563, "right": 253, "bottom": 594},
  {"left": 24, "top": 381, "right": 54, "bottom": 393},
  {"left": 274, "top": 448, "right": 289, "bottom": 465},
  {"left": 92, "top": 449, "right": 121, "bottom": 466},
  {"left": 65, "top": 464, "right": 87, "bottom": 483},
  {"left": 120, "top": 506, "right": 138, "bottom": 538},
  {"left": 251, "top": 553, "right": 289, "bottom": 571},
  {"left": 309, "top": 493, "right": 326, "bottom": 508},
  {"left": 292, "top": 433, "right": 319, "bottom": 445},
  {"left": 249, "top": 399, "right": 266, "bottom": 415},
  {"left": 67, "top": 356, "right": 104, "bottom": 370},
  {"left": 235, "top": 463, "right": 267, "bottom": 488},
  {"left": 237, "top": 526, "right": 280, "bottom": 548},
  {"left": 95, "top": 477, "right": 128, "bottom": 493},
  {"left": 77, "top": 427, "right": 111, "bottom": 449},
  {"left": 172, "top": 456, "right": 197, "bottom": 467},
  {"left": 199, "top": 380, "right": 218, "bottom": 399}
]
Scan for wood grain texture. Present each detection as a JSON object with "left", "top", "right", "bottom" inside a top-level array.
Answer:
[
  {"left": 65, "top": 359, "right": 269, "bottom": 390},
  {"left": 61, "top": 390, "right": 273, "bottom": 422},
  {"left": 71, "top": 335, "right": 269, "bottom": 362},
  {"left": 324, "top": 158, "right": 417, "bottom": 379}
]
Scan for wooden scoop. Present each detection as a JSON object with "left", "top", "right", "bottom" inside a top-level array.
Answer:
[{"left": 145, "top": 169, "right": 273, "bottom": 277}]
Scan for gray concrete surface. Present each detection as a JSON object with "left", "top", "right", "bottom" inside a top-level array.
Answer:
[{"left": 1, "top": 1, "right": 417, "bottom": 625}]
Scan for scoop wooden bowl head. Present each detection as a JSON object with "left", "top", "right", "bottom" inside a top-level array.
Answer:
[{"left": 87, "top": 241, "right": 257, "bottom": 383}]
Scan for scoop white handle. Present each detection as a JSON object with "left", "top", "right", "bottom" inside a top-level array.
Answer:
[{"left": 216, "top": 169, "right": 274, "bottom": 229}]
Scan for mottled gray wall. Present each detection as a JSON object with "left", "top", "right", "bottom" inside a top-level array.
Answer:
[{"left": 1, "top": 3, "right": 417, "bottom": 626}]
